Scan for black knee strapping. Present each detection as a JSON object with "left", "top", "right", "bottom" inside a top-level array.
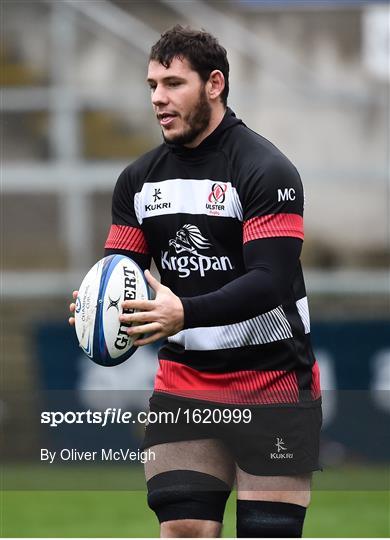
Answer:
[
  {"left": 147, "top": 470, "right": 231, "bottom": 523},
  {"left": 236, "top": 500, "right": 307, "bottom": 538}
]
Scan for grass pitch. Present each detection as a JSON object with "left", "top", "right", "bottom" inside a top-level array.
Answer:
[{"left": 0, "top": 466, "right": 389, "bottom": 537}]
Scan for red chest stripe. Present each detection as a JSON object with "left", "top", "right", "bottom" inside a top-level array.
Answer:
[
  {"left": 105, "top": 224, "right": 149, "bottom": 254},
  {"left": 243, "top": 213, "right": 304, "bottom": 242},
  {"left": 155, "top": 359, "right": 299, "bottom": 405}
]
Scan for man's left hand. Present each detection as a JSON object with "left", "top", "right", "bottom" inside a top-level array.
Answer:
[{"left": 120, "top": 270, "right": 184, "bottom": 346}]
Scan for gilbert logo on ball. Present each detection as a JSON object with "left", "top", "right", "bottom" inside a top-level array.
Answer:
[{"left": 75, "top": 254, "right": 150, "bottom": 366}]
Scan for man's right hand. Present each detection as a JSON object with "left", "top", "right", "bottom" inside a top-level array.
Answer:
[{"left": 69, "top": 290, "right": 78, "bottom": 326}]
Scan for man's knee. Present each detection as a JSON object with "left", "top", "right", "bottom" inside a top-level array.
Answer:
[
  {"left": 161, "top": 519, "right": 221, "bottom": 538},
  {"left": 147, "top": 469, "right": 231, "bottom": 525},
  {"left": 236, "top": 500, "right": 307, "bottom": 538}
]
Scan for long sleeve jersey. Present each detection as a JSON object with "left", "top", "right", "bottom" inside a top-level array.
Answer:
[{"left": 105, "top": 108, "right": 321, "bottom": 406}]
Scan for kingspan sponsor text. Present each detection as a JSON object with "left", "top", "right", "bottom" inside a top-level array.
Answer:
[{"left": 161, "top": 251, "right": 233, "bottom": 278}]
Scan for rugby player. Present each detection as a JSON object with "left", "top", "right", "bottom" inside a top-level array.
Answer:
[{"left": 70, "top": 25, "right": 322, "bottom": 538}]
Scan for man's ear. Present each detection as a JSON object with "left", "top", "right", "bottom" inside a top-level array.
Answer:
[{"left": 208, "top": 70, "right": 225, "bottom": 100}]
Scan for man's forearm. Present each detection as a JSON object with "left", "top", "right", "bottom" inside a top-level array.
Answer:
[
  {"left": 180, "top": 267, "right": 281, "bottom": 328},
  {"left": 180, "top": 237, "right": 302, "bottom": 329}
]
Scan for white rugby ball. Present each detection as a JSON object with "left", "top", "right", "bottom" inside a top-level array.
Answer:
[{"left": 74, "top": 254, "right": 150, "bottom": 366}]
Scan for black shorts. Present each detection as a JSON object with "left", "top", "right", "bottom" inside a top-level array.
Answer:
[{"left": 143, "top": 392, "right": 322, "bottom": 476}]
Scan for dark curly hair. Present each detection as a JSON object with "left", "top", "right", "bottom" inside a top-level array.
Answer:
[{"left": 149, "top": 25, "right": 229, "bottom": 107}]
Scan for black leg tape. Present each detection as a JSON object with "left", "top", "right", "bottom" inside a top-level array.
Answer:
[
  {"left": 147, "top": 470, "right": 231, "bottom": 524},
  {"left": 237, "top": 500, "right": 307, "bottom": 538}
]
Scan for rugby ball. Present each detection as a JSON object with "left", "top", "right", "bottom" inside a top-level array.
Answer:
[{"left": 74, "top": 254, "right": 150, "bottom": 367}]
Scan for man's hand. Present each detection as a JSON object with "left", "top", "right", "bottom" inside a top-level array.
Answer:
[
  {"left": 69, "top": 291, "right": 78, "bottom": 326},
  {"left": 120, "top": 270, "right": 184, "bottom": 346}
]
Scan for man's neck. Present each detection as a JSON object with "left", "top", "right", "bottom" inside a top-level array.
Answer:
[{"left": 184, "top": 105, "right": 226, "bottom": 148}]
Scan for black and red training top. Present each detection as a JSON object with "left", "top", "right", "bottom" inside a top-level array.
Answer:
[{"left": 105, "top": 108, "right": 321, "bottom": 406}]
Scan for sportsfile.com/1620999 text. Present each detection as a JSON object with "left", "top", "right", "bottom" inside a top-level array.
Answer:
[{"left": 40, "top": 407, "right": 252, "bottom": 428}]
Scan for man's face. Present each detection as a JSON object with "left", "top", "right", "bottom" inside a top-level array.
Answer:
[{"left": 147, "top": 57, "right": 211, "bottom": 146}]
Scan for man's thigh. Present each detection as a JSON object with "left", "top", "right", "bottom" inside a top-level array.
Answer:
[
  {"left": 144, "top": 438, "right": 235, "bottom": 484},
  {"left": 236, "top": 466, "right": 312, "bottom": 507},
  {"left": 145, "top": 439, "right": 235, "bottom": 538}
]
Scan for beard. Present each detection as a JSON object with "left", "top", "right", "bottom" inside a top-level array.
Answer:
[{"left": 162, "top": 86, "right": 212, "bottom": 146}]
